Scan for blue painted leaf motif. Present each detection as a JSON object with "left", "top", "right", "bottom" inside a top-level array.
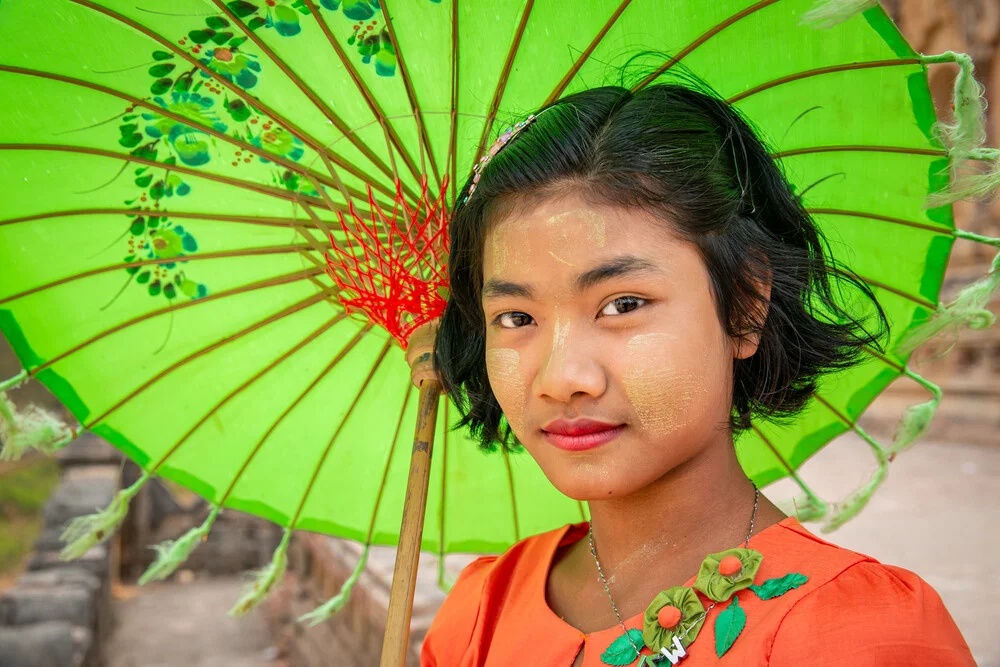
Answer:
[
  {"left": 749, "top": 573, "right": 808, "bottom": 601},
  {"left": 714, "top": 596, "right": 746, "bottom": 658},
  {"left": 600, "top": 628, "right": 644, "bottom": 666}
]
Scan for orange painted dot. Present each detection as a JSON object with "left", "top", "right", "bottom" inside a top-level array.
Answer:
[
  {"left": 657, "top": 605, "right": 682, "bottom": 629},
  {"left": 718, "top": 555, "right": 742, "bottom": 576}
]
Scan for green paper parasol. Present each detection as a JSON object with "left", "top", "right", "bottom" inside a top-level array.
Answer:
[{"left": 1, "top": 0, "right": 998, "bottom": 647}]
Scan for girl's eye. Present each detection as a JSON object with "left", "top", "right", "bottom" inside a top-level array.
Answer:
[
  {"left": 494, "top": 311, "right": 535, "bottom": 329},
  {"left": 600, "top": 296, "right": 646, "bottom": 317}
]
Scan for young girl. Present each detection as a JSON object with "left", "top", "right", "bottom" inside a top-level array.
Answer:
[{"left": 420, "top": 84, "right": 975, "bottom": 666}]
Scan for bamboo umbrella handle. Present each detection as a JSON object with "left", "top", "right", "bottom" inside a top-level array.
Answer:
[{"left": 380, "top": 378, "right": 441, "bottom": 667}]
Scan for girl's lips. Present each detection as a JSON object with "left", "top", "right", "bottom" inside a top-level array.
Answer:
[{"left": 541, "top": 422, "right": 626, "bottom": 451}]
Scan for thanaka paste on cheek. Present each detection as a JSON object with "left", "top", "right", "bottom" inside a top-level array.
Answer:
[
  {"left": 623, "top": 333, "right": 705, "bottom": 435},
  {"left": 486, "top": 348, "right": 527, "bottom": 434}
]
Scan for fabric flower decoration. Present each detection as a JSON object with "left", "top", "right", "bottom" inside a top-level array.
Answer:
[
  {"left": 641, "top": 586, "right": 705, "bottom": 654},
  {"left": 693, "top": 548, "right": 763, "bottom": 602}
]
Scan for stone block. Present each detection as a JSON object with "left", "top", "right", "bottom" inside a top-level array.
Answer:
[
  {"left": 41, "top": 465, "right": 119, "bottom": 530},
  {"left": 0, "top": 585, "right": 93, "bottom": 628},
  {"left": 15, "top": 567, "right": 100, "bottom": 594},
  {"left": 28, "top": 543, "right": 110, "bottom": 580},
  {"left": 0, "top": 621, "right": 90, "bottom": 667}
]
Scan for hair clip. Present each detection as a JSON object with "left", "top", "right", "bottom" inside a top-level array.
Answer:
[{"left": 461, "top": 112, "right": 540, "bottom": 205}]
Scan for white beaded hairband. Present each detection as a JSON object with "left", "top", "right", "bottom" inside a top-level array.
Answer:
[{"left": 461, "top": 109, "right": 549, "bottom": 204}]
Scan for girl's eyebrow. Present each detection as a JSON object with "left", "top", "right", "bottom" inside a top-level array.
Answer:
[{"left": 482, "top": 255, "right": 660, "bottom": 300}]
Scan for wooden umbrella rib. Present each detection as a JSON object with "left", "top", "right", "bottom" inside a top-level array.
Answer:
[
  {"left": 577, "top": 500, "right": 587, "bottom": 522},
  {"left": 215, "top": 323, "right": 376, "bottom": 508},
  {"left": 300, "top": 0, "right": 423, "bottom": 187},
  {"left": 210, "top": 0, "right": 402, "bottom": 190},
  {"left": 447, "top": 0, "right": 459, "bottom": 204},
  {"left": 0, "top": 243, "right": 317, "bottom": 306},
  {"left": 544, "top": 0, "right": 634, "bottom": 105},
  {"left": 0, "top": 65, "right": 369, "bottom": 205},
  {"left": 67, "top": 0, "right": 396, "bottom": 201},
  {"left": 473, "top": 0, "right": 536, "bottom": 168},
  {"left": 726, "top": 59, "right": 922, "bottom": 104},
  {"left": 835, "top": 266, "right": 937, "bottom": 310},
  {"left": 366, "top": 387, "right": 414, "bottom": 544},
  {"left": 0, "top": 208, "right": 338, "bottom": 230},
  {"left": 631, "top": 0, "right": 781, "bottom": 92},
  {"left": 380, "top": 0, "right": 443, "bottom": 189},
  {"left": 812, "top": 393, "right": 858, "bottom": 429},
  {"left": 774, "top": 145, "right": 947, "bottom": 159},
  {"left": 437, "top": 400, "right": 449, "bottom": 567},
  {"left": 84, "top": 290, "right": 332, "bottom": 428},
  {"left": 806, "top": 208, "right": 952, "bottom": 235},
  {"left": 0, "top": 143, "right": 328, "bottom": 209},
  {"left": 148, "top": 313, "right": 348, "bottom": 477},
  {"left": 286, "top": 340, "right": 394, "bottom": 531},
  {"left": 34, "top": 267, "right": 326, "bottom": 373},
  {"left": 501, "top": 448, "right": 520, "bottom": 542}
]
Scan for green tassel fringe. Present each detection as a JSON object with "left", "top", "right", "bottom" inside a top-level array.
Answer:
[
  {"left": 896, "top": 247, "right": 1000, "bottom": 355},
  {"left": 779, "top": 492, "right": 829, "bottom": 523},
  {"left": 138, "top": 505, "right": 222, "bottom": 585},
  {"left": 891, "top": 370, "right": 943, "bottom": 454},
  {"left": 0, "top": 379, "right": 77, "bottom": 462},
  {"left": 437, "top": 554, "right": 456, "bottom": 594},
  {"left": 229, "top": 528, "right": 291, "bottom": 617},
  {"left": 801, "top": 0, "right": 876, "bottom": 29},
  {"left": 297, "top": 544, "right": 370, "bottom": 627},
  {"left": 821, "top": 425, "right": 889, "bottom": 532},
  {"left": 60, "top": 472, "right": 152, "bottom": 560}
]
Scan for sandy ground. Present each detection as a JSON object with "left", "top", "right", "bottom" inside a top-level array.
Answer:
[
  {"left": 105, "top": 576, "right": 279, "bottom": 667},
  {"left": 765, "top": 434, "right": 999, "bottom": 667}
]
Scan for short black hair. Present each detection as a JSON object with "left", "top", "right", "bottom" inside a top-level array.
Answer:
[{"left": 436, "top": 82, "right": 888, "bottom": 451}]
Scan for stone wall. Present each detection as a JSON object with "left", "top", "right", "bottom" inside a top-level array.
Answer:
[
  {"left": 264, "top": 534, "right": 475, "bottom": 666},
  {"left": 0, "top": 434, "right": 120, "bottom": 667}
]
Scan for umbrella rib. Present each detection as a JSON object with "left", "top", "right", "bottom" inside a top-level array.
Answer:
[
  {"left": 749, "top": 423, "right": 811, "bottom": 488},
  {"left": 834, "top": 267, "right": 937, "bottom": 310},
  {"left": 0, "top": 65, "right": 372, "bottom": 206},
  {"left": 726, "top": 59, "right": 922, "bottom": 104},
  {"left": 0, "top": 243, "right": 317, "bottom": 306},
  {"left": 32, "top": 267, "right": 327, "bottom": 373},
  {"left": 806, "top": 208, "right": 952, "bottom": 235},
  {"left": 812, "top": 393, "right": 861, "bottom": 431},
  {"left": 577, "top": 500, "right": 587, "bottom": 523},
  {"left": 83, "top": 290, "right": 332, "bottom": 428},
  {"left": 501, "top": 448, "right": 520, "bottom": 542},
  {"left": 0, "top": 144, "right": 328, "bottom": 209},
  {"left": 380, "top": 0, "right": 443, "bottom": 189},
  {"left": 437, "top": 400, "right": 449, "bottom": 568},
  {"left": 365, "top": 387, "right": 414, "bottom": 545},
  {"left": 68, "top": 0, "right": 397, "bottom": 201},
  {"left": 447, "top": 0, "right": 459, "bottom": 204},
  {"left": 286, "top": 340, "right": 394, "bottom": 531},
  {"left": 0, "top": 208, "right": 338, "bottom": 231},
  {"left": 213, "top": 323, "right": 376, "bottom": 510},
  {"left": 147, "top": 313, "right": 348, "bottom": 478},
  {"left": 631, "top": 0, "right": 781, "bottom": 92},
  {"left": 775, "top": 145, "right": 946, "bottom": 159},
  {"left": 544, "top": 0, "right": 634, "bottom": 106},
  {"left": 473, "top": 0, "right": 536, "bottom": 169},
  {"left": 300, "top": 0, "right": 423, "bottom": 187},
  {"left": 209, "top": 0, "right": 404, "bottom": 190}
]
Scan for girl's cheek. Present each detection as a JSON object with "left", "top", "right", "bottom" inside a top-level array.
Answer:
[
  {"left": 622, "top": 333, "right": 707, "bottom": 437},
  {"left": 486, "top": 347, "right": 528, "bottom": 434}
]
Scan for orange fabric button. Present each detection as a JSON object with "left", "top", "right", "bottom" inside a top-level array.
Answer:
[
  {"left": 718, "top": 555, "right": 743, "bottom": 576},
  {"left": 657, "top": 605, "right": 682, "bottom": 629}
]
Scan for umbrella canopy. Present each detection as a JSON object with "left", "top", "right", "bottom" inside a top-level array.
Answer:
[{"left": 1, "top": 0, "right": 998, "bottom": 620}]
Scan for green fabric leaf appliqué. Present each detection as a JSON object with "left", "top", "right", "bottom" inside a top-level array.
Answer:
[
  {"left": 693, "top": 548, "right": 763, "bottom": 602},
  {"left": 641, "top": 586, "right": 705, "bottom": 654},
  {"left": 600, "top": 628, "right": 644, "bottom": 666},
  {"left": 714, "top": 596, "right": 747, "bottom": 658},
  {"left": 749, "top": 572, "right": 809, "bottom": 600}
]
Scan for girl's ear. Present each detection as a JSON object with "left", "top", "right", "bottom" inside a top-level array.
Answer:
[{"left": 732, "top": 269, "right": 772, "bottom": 360}]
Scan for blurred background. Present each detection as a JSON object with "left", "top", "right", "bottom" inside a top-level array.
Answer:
[{"left": 1, "top": 1, "right": 997, "bottom": 666}]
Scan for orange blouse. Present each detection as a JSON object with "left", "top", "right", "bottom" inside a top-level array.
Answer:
[{"left": 420, "top": 517, "right": 974, "bottom": 666}]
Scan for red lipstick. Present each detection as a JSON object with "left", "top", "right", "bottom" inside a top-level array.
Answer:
[{"left": 541, "top": 418, "right": 625, "bottom": 452}]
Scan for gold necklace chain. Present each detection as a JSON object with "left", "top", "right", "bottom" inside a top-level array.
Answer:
[{"left": 587, "top": 484, "right": 760, "bottom": 661}]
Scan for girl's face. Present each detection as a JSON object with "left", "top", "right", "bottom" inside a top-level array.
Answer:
[{"left": 482, "top": 193, "right": 748, "bottom": 500}]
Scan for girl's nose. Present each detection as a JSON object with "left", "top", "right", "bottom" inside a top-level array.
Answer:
[{"left": 532, "top": 317, "right": 607, "bottom": 403}]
